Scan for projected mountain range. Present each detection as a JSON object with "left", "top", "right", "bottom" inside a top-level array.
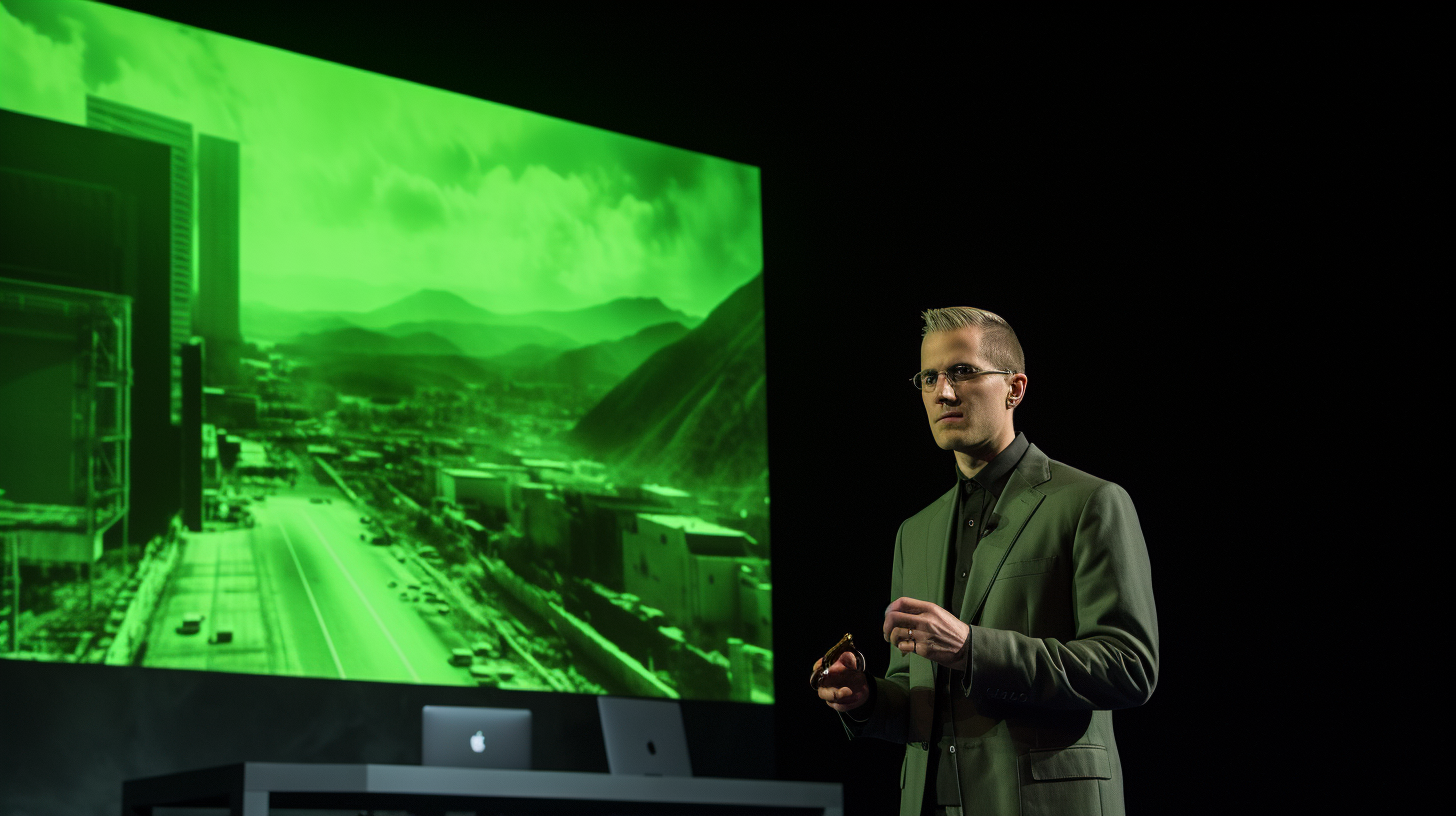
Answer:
[
  {"left": 278, "top": 320, "right": 692, "bottom": 400},
  {"left": 283, "top": 327, "right": 466, "bottom": 357},
  {"left": 494, "top": 321, "right": 692, "bottom": 383},
  {"left": 243, "top": 290, "right": 701, "bottom": 348},
  {"left": 570, "top": 273, "right": 767, "bottom": 497},
  {"left": 288, "top": 321, "right": 577, "bottom": 360}
]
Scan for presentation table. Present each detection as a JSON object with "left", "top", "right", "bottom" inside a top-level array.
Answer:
[{"left": 121, "top": 762, "right": 844, "bottom": 815}]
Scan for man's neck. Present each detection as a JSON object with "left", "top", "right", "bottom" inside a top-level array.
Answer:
[{"left": 953, "top": 433, "right": 1015, "bottom": 480}]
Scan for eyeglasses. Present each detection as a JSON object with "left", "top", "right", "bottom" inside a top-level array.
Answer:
[{"left": 910, "top": 364, "right": 1015, "bottom": 391}]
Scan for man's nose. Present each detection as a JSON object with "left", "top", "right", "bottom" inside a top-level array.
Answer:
[{"left": 934, "top": 375, "right": 959, "bottom": 403}]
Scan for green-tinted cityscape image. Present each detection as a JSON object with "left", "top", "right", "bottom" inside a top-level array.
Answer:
[{"left": 0, "top": 1, "right": 770, "bottom": 701}]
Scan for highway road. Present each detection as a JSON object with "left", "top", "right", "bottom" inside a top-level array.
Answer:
[{"left": 142, "top": 484, "right": 476, "bottom": 685}]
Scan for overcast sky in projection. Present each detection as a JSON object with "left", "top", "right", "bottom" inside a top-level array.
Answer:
[{"left": 0, "top": 0, "right": 762, "bottom": 317}]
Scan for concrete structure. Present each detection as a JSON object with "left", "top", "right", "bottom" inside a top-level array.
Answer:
[
  {"left": 739, "top": 578, "right": 773, "bottom": 647},
  {"left": 203, "top": 387, "right": 259, "bottom": 430},
  {"left": 236, "top": 439, "right": 269, "bottom": 469},
  {"left": 622, "top": 513, "right": 756, "bottom": 631},
  {"left": 438, "top": 467, "right": 512, "bottom": 511},
  {"left": 517, "top": 483, "right": 567, "bottom": 555}
]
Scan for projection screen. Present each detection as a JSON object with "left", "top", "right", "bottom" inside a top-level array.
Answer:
[{"left": 0, "top": 0, "right": 770, "bottom": 703}]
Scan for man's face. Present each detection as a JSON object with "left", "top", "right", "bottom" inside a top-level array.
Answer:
[{"left": 919, "top": 327, "right": 1022, "bottom": 458}]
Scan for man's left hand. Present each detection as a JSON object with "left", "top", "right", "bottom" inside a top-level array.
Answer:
[{"left": 883, "top": 597, "right": 970, "bottom": 671}]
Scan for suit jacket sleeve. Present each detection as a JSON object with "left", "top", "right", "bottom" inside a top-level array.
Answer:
[{"left": 968, "top": 481, "right": 1158, "bottom": 711}]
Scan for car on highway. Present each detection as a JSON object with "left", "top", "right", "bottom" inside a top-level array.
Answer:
[
  {"left": 468, "top": 660, "right": 518, "bottom": 686},
  {"left": 176, "top": 613, "right": 205, "bottom": 635}
]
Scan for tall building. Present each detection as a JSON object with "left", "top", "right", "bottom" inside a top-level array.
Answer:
[
  {"left": 197, "top": 135, "right": 242, "bottom": 387},
  {"left": 0, "top": 108, "right": 178, "bottom": 547},
  {"left": 85, "top": 96, "right": 193, "bottom": 424}
]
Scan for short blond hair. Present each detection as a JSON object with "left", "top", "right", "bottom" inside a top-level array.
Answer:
[{"left": 920, "top": 307, "right": 1025, "bottom": 374}]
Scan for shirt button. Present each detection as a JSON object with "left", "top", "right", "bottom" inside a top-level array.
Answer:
[
  {"left": 948, "top": 745, "right": 956, "bottom": 754},
  {"left": 960, "top": 571, "right": 968, "bottom": 579},
  {"left": 966, "top": 519, "right": 975, "bottom": 528}
]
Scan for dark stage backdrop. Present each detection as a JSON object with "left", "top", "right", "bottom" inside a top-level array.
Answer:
[{"left": 2, "top": 4, "right": 1440, "bottom": 815}]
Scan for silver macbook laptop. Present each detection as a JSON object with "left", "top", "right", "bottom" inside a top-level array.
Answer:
[
  {"left": 421, "top": 705, "right": 532, "bottom": 770},
  {"left": 597, "top": 696, "right": 693, "bottom": 777}
]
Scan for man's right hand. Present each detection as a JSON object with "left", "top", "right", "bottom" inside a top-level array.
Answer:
[{"left": 810, "top": 650, "right": 870, "bottom": 712}]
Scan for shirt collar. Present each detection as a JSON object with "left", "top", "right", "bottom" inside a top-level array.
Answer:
[{"left": 955, "top": 432, "right": 1030, "bottom": 496}]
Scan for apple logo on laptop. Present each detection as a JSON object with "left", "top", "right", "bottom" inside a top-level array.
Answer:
[{"left": 470, "top": 731, "right": 486, "bottom": 753}]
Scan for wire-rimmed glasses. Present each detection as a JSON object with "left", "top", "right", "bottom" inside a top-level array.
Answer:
[{"left": 910, "top": 364, "right": 1015, "bottom": 391}]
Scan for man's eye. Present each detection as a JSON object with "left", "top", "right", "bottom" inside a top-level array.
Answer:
[
  {"left": 917, "top": 371, "right": 938, "bottom": 387},
  {"left": 946, "top": 365, "right": 976, "bottom": 380}
]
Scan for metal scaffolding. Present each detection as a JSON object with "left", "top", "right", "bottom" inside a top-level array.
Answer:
[{"left": 1, "top": 276, "right": 131, "bottom": 653}]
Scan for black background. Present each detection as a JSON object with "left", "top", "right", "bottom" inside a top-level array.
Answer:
[{"left": 3, "top": 4, "right": 1443, "bottom": 814}]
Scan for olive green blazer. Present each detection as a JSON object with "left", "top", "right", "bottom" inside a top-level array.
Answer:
[{"left": 849, "top": 442, "right": 1158, "bottom": 816}]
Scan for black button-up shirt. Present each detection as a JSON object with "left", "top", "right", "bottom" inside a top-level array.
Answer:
[
  {"left": 945, "top": 432, "right": 1029, "bottom": 606},
  {"left": 933, "top": 432, "right": 1030, "bottom": 808}
]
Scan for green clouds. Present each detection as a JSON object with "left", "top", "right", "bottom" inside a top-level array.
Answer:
[
  {"left": 379, "top": 169, "right": 449, "bottom": 232},
  {"left": 3, "top": 0, "right": 80, "bottom": 46},
  {"left": 0, "top": 0, "right": 762, "bottom": 317}
]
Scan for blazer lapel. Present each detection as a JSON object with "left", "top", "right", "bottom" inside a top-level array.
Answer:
[
  {"left": 958, "top": 444, "right": 1052, "bottom": 624},
  {"left": 923, "top": 484, "right": 956, "bottom": 606},
  {"left": 917, "top": 484, "right": 956, "bottom": 686}
]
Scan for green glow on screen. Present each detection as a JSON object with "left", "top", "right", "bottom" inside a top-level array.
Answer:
[{"left": 0, "top": 0, "right": 770, "bottom": 702}]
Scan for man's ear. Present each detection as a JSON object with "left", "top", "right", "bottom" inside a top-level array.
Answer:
[{"left": 1007, "top": 373, "right": 1028, "bottom": 407}]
